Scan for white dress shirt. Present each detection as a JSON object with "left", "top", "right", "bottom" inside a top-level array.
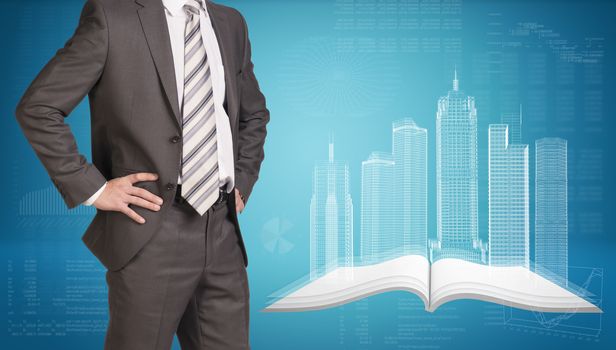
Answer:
[{"left": 84, "top": 0, "right": 235, "bottom": 206}]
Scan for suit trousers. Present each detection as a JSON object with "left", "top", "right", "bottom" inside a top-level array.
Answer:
[{"left": 103, "top": 187, "right": 250, "bottom": 350}]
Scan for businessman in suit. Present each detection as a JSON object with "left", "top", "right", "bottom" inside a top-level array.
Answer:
[{"left": 15, "top": 0, "right": 269, "bottom": 348}]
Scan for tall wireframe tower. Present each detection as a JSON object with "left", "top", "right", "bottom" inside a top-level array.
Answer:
[
  {"left": 360, "top": 152, "right": 395, "bottom": 264},
  {"left": 392, "top": 119, "right": 428, "bottom": 258},
  {"left": 535, "top": 138, "right": 568, "bottom": 286},
  {"left": 310, "top": 138, "right": 354, "bottom": 280},
  {"left": 488, "top": 124, "right": 529, "bottom": 268},
  {"left": 432, "top": 69, "right": 485, "bottom": 263}
]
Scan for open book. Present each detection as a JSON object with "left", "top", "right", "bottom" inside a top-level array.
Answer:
[{"left": 264, "top": 255, "right": 602, "bottom": 313}]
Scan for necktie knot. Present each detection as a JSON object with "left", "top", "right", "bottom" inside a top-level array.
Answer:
[{"left": 183, "top": 0, "right": 203, "bottom": 17}]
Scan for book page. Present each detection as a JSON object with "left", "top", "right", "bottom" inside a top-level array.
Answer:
[
  {"left": 429, "top": 258, "right": 601, "bottom": 313},
  {"left": 264, "top": 255, "right": 430, "bottom": 312}
]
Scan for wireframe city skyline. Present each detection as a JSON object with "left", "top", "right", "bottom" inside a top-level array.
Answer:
[{"left": 309, "top": 70, "right": 569, "bottom": 287}]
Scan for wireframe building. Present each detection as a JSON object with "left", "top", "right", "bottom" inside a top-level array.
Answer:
[
  {"left": 360, "top": 152, "right": 395, "bottom": 264},
  {"left": 488, "top": 124, "right": 529, "bottom": 268},
  {"left": 535, "top": 138, "right": 568, "bottom": 286},
  {"left": 392, "top": 119, "right": 428, "bottom": 258},
  {"left": 310, "top": 139, "right": 354, "bottom": 280},
  {"left": 431, "top": 70, "right": 486, "bottom": 263},
  {"left": 501, "top": 105, "right": 523, "bottom": 144}
]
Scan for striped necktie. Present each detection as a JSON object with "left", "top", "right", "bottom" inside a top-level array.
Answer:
[{"left": 180, "top": 0, "right": 219, "bottom": 215}]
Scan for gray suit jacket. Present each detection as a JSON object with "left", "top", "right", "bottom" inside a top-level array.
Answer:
[{"left": 14, "top": 0, "right": 269, "bottom": 271}]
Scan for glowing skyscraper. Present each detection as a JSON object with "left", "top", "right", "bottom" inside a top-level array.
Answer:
[
  {"left": 310, "top": 139, "right": 354, "bottom": 280},
  {"left": 488, "top": 124, "right": 529, "bottom": 268},
  {"left": 431, "top": 69, "right": 485, "bottom": 263},
  {"left": 392, "top": 119, "right": 428, "bottom": 258},
  {"left": 360, "top": 152, "right": 395, "bottom": 264},
  {"left": 535, "top": 138, "right": 568, "bottom": 286}
]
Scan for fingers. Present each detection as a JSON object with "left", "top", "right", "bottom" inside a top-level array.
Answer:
[
  {"left": 98, "top": 173, "right": 164, "bottom": 224},
  {"left": 121, "top": 174, "right": 163, "bottom": 223},
  {"left": 127, "top": 186, "right": 164, "bottom": 205},
  {"left": 120, "top": 206, "right": 145, "bottom": 224},
  {"left": 125, "top": 194, "right": 161, "bottom": 212},
  {"left": 123, "top": 185, "right": 163, "bottom": 224},
  {"left": 234, "top": 189, "right": 245, "bottom": 214},
  {"left": 126, "top": 172, "right": 159, "bottom": 185},
  {"left": 236, "top": 200, "right": 245, "bottom": 214},
  {"left": 119, "top": 194, "right": 161, "bottom": 224}
]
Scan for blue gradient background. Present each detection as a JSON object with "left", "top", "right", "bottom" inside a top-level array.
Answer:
[{"left": 1, "top": 0, "right": 614, "bottom": 349}]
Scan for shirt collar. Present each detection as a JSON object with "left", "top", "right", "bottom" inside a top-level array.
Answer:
[{"left": 162, "top": 0, "right": 209, "bottom": 18}]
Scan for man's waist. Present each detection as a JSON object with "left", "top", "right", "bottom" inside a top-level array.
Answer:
[{"left": 174, "top": 184, "right": 230, "bottom": 205}]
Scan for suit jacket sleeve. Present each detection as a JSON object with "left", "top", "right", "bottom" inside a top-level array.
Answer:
[
  {"left": 234, "top": 11, "right": 270, "bottom": 206},
  {"left": 14, "top": 0, "right": 109, "bottom": 209}
]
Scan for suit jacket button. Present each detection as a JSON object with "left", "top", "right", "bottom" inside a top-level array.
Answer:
[
  {"left": 170, "top": 135, "right": 180, "bottom": 143},
  {"left": 166, "top": 183, "right": 175, "bottom": 191}
]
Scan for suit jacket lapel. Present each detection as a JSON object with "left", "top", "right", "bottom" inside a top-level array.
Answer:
[{"left": 135, "top": 0, "right": 181, "bottom": 128}]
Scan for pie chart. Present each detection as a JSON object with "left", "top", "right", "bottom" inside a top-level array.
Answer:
[{"left": 261, "top": 217, "right": 295, "bottom": 255}]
